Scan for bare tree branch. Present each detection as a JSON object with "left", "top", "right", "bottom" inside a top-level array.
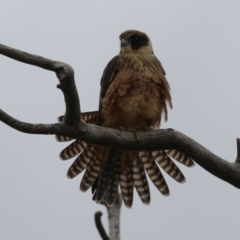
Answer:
[
  {"left": 0, "top": 43, "right": 57, "bottom": 71},
  {"left": 1, "top": 42, "right": 240, "bottom": 240},
  {"left": 0, "top": 43, "right": 81, "bottom": 126},
  {"left": 96, "top": 193, "right": 122, "bottom": 240},
  {"left": 235, "top": 138, "right": 240, "bottom": 164},
  {"left": 95, "top": 211, "right": 109, "bottom": 240}
]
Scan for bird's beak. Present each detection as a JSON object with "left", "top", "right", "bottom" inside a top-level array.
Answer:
[{"left": 121, "top": 39, "right": 130, "bottom": 47}]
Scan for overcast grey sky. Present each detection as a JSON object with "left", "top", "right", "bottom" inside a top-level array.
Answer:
[{"left": 1, "top": 1, "right": 240, "bottom": 240}]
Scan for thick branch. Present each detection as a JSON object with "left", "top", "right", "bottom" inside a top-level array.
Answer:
[
  {"left": 107, "top": 194, "right": 122, "bottom": 240},
  {"left": 1, "top": 107, "right": 240, "bottom": 190}
]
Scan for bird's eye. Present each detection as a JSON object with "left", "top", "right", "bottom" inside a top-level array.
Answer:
[{"left": 131, "top": 35, "right": 139, "bottom": 41}]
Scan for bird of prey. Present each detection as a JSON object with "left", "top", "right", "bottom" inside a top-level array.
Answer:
[{"left": 56, "top": 30, "right": 194, "bottom": 208}]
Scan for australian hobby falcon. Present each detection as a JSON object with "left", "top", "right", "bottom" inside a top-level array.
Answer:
[{"left": 56, "top": 30, "right": 194, "bottom": 208}]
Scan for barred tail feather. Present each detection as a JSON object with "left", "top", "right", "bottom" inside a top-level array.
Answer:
[
  {"left": 95, "top": 161, "right": 111, "bottom": 203},
  {"left": 120, "top": 165, "right": 133, "bottom": 208},
  {"left": 140, "top": 151, "right": 169, "bottom": 196},
  {"left": 152, "top": 150, "right": 185, "bottom": 183},
  {"left": 119, "top": 151, "right": 134, "bottom": 208},
  {"left": 106, "top": 151, "right": 121, "bottom": 207},
  {"left": 67, "top": 145, "right": 95, "bottom": 178},
  {"left": 80, "top": 146, "right": 110, "bottom": 192},
  {"left": 60, "top": 140, "right": 87, "bottom": 160},
  {"left": 165, "top": 149, "right": 195, "bottom": 167},
  {"left": 80, "top": 158, "right": 102, "bottom": 192},
  {"left": 132, "top": 155, "right": 150, "bottom": 205}
]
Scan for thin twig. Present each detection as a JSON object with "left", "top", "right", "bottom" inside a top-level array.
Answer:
[
  {"left": 95, "top": 211, "right": 109, "bottom": 240},
  {"left": 0, "top": 43, "right": 81, "bottom": 126},
  {"left": 235, "top": 138, "right": 240, "bottom": 163}
]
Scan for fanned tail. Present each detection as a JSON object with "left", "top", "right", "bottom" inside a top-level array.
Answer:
[
  {"left": 152, "top": 150, "right": 185, "bottom": 183},
  {"left": 132, "top": 153, "right": 150, "bottom": 205},
  {"left": 140, "top": 151, "right": 169, "bottom": 196},
  {"left": 62, "top": 139, "right": 194, "bottom": 207},
  {"left": 56, "top": 111, "right": 101, "bottom": 142},
  {"left": 165, "top": 149, "right": 195, "bottom": 167}
]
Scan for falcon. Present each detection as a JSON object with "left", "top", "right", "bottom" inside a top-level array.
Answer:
[{"left": 56, "top": 30, "right": 194, "bottom": 208}]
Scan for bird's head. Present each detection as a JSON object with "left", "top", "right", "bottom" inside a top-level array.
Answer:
[{"left": 119, "top": 30, "right": 153, "bottom": 55}]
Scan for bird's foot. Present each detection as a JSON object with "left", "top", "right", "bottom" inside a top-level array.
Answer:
[{"left": 120, "top": 126, "right": 139, "bottom": 141}]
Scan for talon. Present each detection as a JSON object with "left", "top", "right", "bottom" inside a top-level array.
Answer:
[
  {"left": 119, "top": 127, "right": 139, "bottom": 141},
  {"left": 133, "top": 129, "right": 139, "bottom": 141}
]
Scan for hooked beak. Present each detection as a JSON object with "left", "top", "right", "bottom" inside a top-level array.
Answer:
[{"left": 121, "top": 39, "right": 130, "bottom": 47}]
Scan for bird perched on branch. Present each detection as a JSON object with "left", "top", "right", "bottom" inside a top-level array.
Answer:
[{"left": 56, "top": 30, "right": 194, "bottom": 208}]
